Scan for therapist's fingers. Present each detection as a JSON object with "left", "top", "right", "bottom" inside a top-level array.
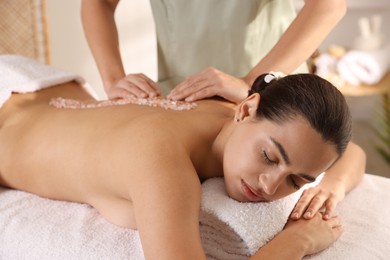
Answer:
[
  {"left": 106, "top": 86, "right": 136, "bottom": 99},
  {"left": 120, "top": 74, "right": 160, "bottom": 97},
  {"left": 169, "top": 75, "right": 204, "bottom": 98},
  {"left": 168, "top": 67, "right": 224, "bottom": 100},
  {"left": 109, "top": 74, "right": 160, "bottom": 99},
  {"left": 136, "top": 73, "right": 161, "bottom": 94},
  {"left": 170, "top": 78, "right": 214, "bottom": 101},
  {"left": 169, "top": 67, "right": 250, "bottom": 103}
]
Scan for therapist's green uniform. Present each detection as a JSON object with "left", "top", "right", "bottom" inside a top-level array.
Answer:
[{"left": 150, "top": 0, "right": 308, "bottom": 93}]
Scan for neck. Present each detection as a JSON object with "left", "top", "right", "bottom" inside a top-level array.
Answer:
[{"left": 198, "top": 119, "right": 235, "bottom": 181}]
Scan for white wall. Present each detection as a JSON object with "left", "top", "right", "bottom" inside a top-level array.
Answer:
[
  {"left": 46, "top": 0, "right": 157, "bottom": 99},
  {"left": 319, "top": 0, "right": 390, "bottom": 50}
]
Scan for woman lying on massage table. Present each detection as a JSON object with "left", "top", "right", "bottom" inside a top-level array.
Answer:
[{"left": 0, "top": 73, "right": 365, "bottom": 259}]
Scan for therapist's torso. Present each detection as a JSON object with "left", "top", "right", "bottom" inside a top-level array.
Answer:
[{"left": 149, "top": 0, "right": 307, "bottom": 93}]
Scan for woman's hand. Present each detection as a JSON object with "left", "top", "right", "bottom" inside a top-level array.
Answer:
[
  {"left": 291, "top": 142, "right": 365, "bottom": 221},
  {"left": 285, "top": 213, "right": 343, "bottom": 255},
  {"left": 251, "top": 213, "right": 343, "bottom": 259},
  {"left": 167, "top": 67, "right": 250, "bottom": 104},
  {"left": 106, "top": 73, "right": 161, "bottom": 99},
  {"left": 291, "top": 177, "right": 345, "bottom": 221}
]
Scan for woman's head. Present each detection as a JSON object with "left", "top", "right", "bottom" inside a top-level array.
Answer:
[
  {"left": 222, "top": 73, "right": 352, "bottom": 203},
  {"left": 249, "top": 73, "right": 352, "bottom": 156}
]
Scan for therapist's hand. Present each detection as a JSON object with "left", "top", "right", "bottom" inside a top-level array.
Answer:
[
  {"left": 106, "top": 73, "right": 161, "bottom": 99},
  {"left": 167, "top": 67, "right": 250, "bottom": 104},
  {"left": 290, "top": 177, "right": 345, "bottom": 221}
]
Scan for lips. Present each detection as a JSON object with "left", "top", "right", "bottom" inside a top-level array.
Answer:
[{"left": 241, "top": 179, "right": 266, "bottom": 202}]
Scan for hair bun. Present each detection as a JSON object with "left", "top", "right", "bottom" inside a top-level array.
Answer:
[
  {"left": 264, "top": 71, "right": 286, "bottom": 83},
  {"left": 249, "top": 71, "right": 286, "bottom": 95}
]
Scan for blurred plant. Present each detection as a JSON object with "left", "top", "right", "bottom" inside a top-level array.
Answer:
[{"left": 374, "top": 96, "right": 390, "bottom": 165}]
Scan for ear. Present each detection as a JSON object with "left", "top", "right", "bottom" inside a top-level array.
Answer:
[{"left": 234, "top": 93, "right": 260, "bottom": 122}]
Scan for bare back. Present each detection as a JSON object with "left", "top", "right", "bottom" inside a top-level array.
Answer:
[{"left": 0, "top": 82, "right": 235, "bottom": 230}]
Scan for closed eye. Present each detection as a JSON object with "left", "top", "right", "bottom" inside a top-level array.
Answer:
[
  {"left": 289, "top": 175, "right": 301, "bottom": 190},
  {"left": 262, "top": 150, "right": 277, "bottom": 165}
]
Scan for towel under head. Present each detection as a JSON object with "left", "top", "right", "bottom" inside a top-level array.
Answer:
[{"left": 200, "top": 177, "right": 306, "bottom": 258}]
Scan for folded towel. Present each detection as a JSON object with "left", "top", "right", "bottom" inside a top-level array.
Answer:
[
  {"left": 0, "top": 54, "right": 98, "bottom": 108},
  {"left": 199, "top": 178, "right": 309, "bottom": 259},
  {"left": 337, "top": 46, "right": 390, "bottom": 85},
  {"left": 336, "top": 57, "right": 361, "bottom": 86},
  {"left": 314, "top": 53, "right": 346, "bottom": 88},
  {"left": 315, "top": 53, "right": 338, "bottom": 79}
]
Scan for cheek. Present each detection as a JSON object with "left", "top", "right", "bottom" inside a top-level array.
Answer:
[
  {"left": 223, "top": 143, "right": 244, "bottom": 178},
  {"left": 273, "top": 184, "right": 300, "bottom": 200},
  {"left": 223, "top": 133, "right": 254, "bottom": 177}
]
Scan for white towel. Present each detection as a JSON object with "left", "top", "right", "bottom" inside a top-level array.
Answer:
[
  {"left": 1, "top": 174, "right": 390, "bottom": 259},
  {"left": 337, "top": 46, "right": 390, "bottom": 85},
  {"left": 315, "top": 53, "right": 338, "bottom": 79},
  {"left": 199, "top": 178, "right": 307, "bottom": 259},
  {"left": 0, "top": 54, "right": 98, "bottom": 107},
  {"left": 0, "top": 188, "right": 145, "bottom": 259},
  {"left": 0, "top": 177, "right": 309, "bottom": 260}
]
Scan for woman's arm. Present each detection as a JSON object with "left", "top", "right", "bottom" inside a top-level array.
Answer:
[
  {"left": 291, "top": 142, "right": 366, "bottom": 220},
  {"left": 168, "top": 0, "right": 346, "bottom": 103},
  {"left": 128, "top": 134, "right": 206, "bottom": 259},
  {"left": 251, "top": 213, "right": 343, "bottom": 259},
  {"left": 81, "top": 0, "right": 159, "bottom": 99}
]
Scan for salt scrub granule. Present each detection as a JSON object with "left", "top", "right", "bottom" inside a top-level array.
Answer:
[{"left": 49, "top": 97, "right": 198, "bottom": 111}]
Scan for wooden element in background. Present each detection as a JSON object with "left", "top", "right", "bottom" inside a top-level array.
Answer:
[
  {"left": 337, "top": 72, "right": 390, "bottom": 97},
  {"left": 0, "top": 0, "right": 50, "bottom": 63},
  {"left": 338, "top": 71, "right": 390, "bottom": 123}
]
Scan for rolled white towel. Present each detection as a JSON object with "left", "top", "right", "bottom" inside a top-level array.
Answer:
[
  {"left": 337, "top": 46, "right": 390, "bottom": 85},
  {"left": 199, "top": 178, "right": 312, "bottom": 259},
  {"left": 315, "top": 53, "right": 338, "bottom": 79},
  {"left": 336, "top": 58, "right": 361, "bottom": 86},
  {"left": 0, "top": 54, "right": 98, "bottom": 108}
]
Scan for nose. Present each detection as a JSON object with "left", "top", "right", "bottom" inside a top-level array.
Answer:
[{"left": 258, "top": 172, "right": 282, "bottom": 195}]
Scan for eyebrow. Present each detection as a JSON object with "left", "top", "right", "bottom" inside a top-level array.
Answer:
[
  {"left": 270, "top": 137, "right": 316, "bottom": 183},
  {"left": 270, "top": 137, "right": 290, "bottom": 165}
]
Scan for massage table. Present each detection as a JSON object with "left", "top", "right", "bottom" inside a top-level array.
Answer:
[{"left": 1, "top": 55, "right": 389, "bottom": 259}]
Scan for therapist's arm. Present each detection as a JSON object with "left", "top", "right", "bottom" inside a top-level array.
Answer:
[
  {"left": 81, "top": 0, "right": 159, "bottom": 99},
  {"left": 169, "top": 0, "right": 346, "bottom": 103},
  {"left": 244, "top": 0, "right": 346, "bottom": 86}
]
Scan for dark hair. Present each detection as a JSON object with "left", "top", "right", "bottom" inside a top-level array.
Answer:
[{"left": 248, "top": 73, "right": 352, "bottom": 155}]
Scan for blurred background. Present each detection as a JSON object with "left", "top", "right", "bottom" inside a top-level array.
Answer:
[{"left": 1, "top": 0, "right": 390, "bottom": 177}]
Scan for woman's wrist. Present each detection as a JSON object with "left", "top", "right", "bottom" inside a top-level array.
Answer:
[
  {"left": 279, "top": 228, "right": 311, "bottom": 257},
  {"left": 250, "top": 229, "right": 308, "bottom": 260}
]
